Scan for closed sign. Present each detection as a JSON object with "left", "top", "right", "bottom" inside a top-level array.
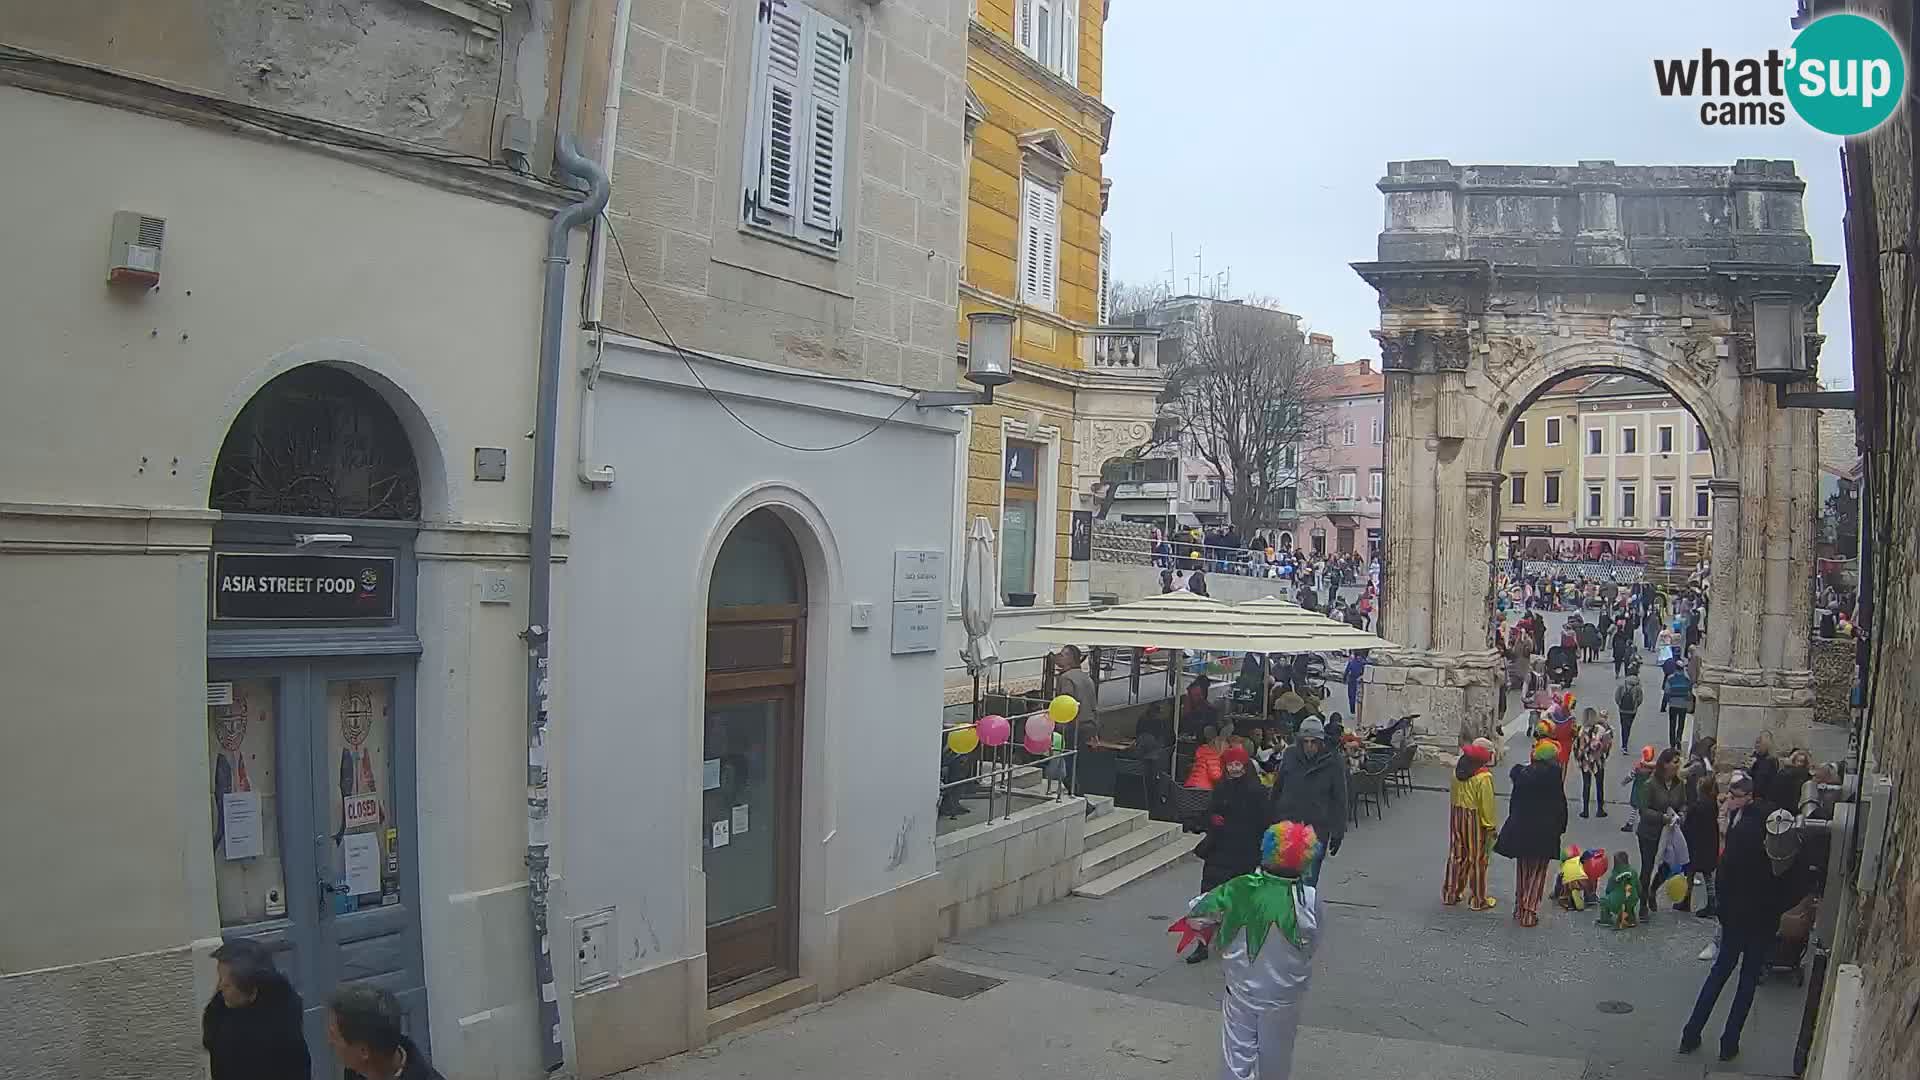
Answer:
[{"left": 344, "top": 794, "right": 381, "bottom": 830}]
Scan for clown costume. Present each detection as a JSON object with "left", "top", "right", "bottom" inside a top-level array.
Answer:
[
  {"left": 1170, "top": 822, "right": 1324, "bottom": 1080},
  {"left": 1442, "top": 739, "right": 1499, "bottom": 910}
]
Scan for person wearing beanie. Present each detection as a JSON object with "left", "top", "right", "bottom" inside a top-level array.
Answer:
[
  {"left": 1495, "top": 741, "right": 1570, "bottom": 927},
  {"left": 1268, "top": 718, "right": 1345, "bottom": 885},
  {"left": 1442, "top": 739, "right": 1499, "bottom": 911},
  {"left": 1576, "top": 708, "right": 1615, "bottom": 819},
  {"left": 1170, "top": 822, "right": 1324, "bottom": 1080},
  {"left": 1188, "top": 743, "right": 1272, "bottom": 963}
]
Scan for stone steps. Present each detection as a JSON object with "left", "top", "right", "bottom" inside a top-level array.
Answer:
[{"left": 1072, "top": 812, "right": 1193, "bottom": 897}]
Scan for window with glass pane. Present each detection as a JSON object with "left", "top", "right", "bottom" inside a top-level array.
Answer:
[
  {"left": 1588, "top": 428, "right": 1603, "bottom": 454},
  {"left": 1545, "top": 472, "right": 1562, "bottom": 506},
  {"left": 210, "top": 678, "right": 288, "bottom": 927},
  {"left": 711, "top": 514, "right": 802, "bottom": 608},
  {"left": 1546, "top": 417, "right": 1562, "bottom": 445},
  {"left": 1369, "top": 470, "right": 1383, "bottom": 500},
  {"left": 1696, "top": 486, "right": 1711, "bottom": 517},
  {"left": 1510, "top": 420, "right": 1526, "bottom": 448},
  {"left": 1620, "top": 486, "right": 1637, "bottom": 519},
  {"left": 325, "top": 679, "right": 399, "bottom": 911},
  {"left": 1658, "top": 485, "right": 1674, "bottom": 519},
  {"left": 1695, "top": 424, "right": 1710, "bottom": 452},
  {"left": 704, "top": 698, "right": 782, "bottom": 924},
  {"left": 1622, "top": 427, "right": 1638, "bottom": 453},
  {"left": 1001, "top": 440, "right": 1041, "bottom": 599},
  {"left": 1658, "top": 426, "right": 1674, "bottom": 453},
  {"left": 1587, "top": 487, "right": 1602, "bottom": 518},
  {"left": 1510, "top": 473, "right": 1527, "bottom": 505}
]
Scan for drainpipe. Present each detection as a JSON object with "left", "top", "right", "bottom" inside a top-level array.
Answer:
[{"left": 526, "top": 1, "right": 611, "bottom": 1073}]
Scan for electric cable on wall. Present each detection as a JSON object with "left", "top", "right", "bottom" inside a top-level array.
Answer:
[{"left": 601, "top": 212, "right": 917, "bottom": 453}]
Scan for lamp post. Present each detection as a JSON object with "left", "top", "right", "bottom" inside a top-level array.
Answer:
[{"left": 916, "top": 311, "right": 1015, "bottom": 408}]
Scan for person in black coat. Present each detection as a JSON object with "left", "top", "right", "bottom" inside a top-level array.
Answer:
[
  {"left": 1747, "top": 732, "right": 1780, "bottom": 803},
  {"left": 1187, "top": 745, "right": 1271, "bottom": 963},
  {"left": 202, "top": 937, "right": 311, "bottom": 1080},
  {"left": 1680, "top": 777, "right": 1795, "bottom": 1063},
  {"left": 1269, "top": 718, "right": 1347, "bottom": 877},
  {"left": 1495, "top": 743, "right": 1570, "bottom": 927}
]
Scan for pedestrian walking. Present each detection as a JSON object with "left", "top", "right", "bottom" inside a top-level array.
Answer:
[
  {"left": 1747, "top": 731, "right": 1780, "bottom": 800},
  {"left": 1342, "top": 652, "right": 1365, "bottom": 718},
  {"left": 1171, "top": 822, "right": 1325, "bottom": 1080},
  {"left": 202, "top": 938, "right": 311, "bottom": 1080},
  {"left": 1768, "top": 747, "right": 1813, "bottom": 814},
  {"left": 1678, "top": 776, "right": 1796, "bottom": 1063},
  {"left": 1441, "top": 739, "right": 1499, "bottom": 911},
  {"left": 1496, "top": 741, "right": 1570, "bottom": 927},
  {"left": 1680, "top": 746, "right": 1720, "bottom": 917},
  {"left": 328, "top": 984, "right": 446, "bottom": 1080},
  {"left": 1576, "top": 707, "right": 1614, "bottom": 818},
  {"left": 1662, "top": 664, "right": 1695, "bottom": 750},
  {"left": 1614, "top": 669, "right": 1643, "bottom": 754},
  {"left": 1187, "top": 745, "right": 1273, "bottom": 963},
  {"left": 1635, "top": 749, "right": 1686, "bottom": 919},
  {"left": 1268, "top": 719, "right": 1345, "bottom": 885},
  {"left": 1611, "top": 617, "right": 1634, "bottom": 677},
  {"left": 1641, "top": 605, "right": 1660, "bottom": 651}
]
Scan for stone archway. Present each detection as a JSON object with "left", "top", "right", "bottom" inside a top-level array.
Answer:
[{"left": 1353, "top": 159, "right": 1837, "bottom": 752}]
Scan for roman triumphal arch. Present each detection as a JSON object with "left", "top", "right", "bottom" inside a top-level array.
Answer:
[{"left": 1353, "top": 159, "right": 1837, "bottom": 754}]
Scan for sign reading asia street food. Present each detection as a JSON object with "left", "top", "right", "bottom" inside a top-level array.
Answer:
[{"left": 214, "top": 553, "right": 396, "bottom": 621}]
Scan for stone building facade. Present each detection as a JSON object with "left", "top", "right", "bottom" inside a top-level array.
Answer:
[{"left": 1353, "top": 159, "right": 1835, "bottom": 756}]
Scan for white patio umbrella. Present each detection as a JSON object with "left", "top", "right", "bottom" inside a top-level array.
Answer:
[{"left": 960, "top": 515, "right": 998, "bottom": 675}]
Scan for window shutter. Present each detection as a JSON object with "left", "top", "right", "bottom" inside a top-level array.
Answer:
[
  {"left": 1098, "top": 229, "right": 1111, "bottom": 323},
  {"left": 1020, "top": 180, "right": 1059, "bottom": 312},
  {"left": 1062, "top": 0, "right": 1079, "bottom": 84},
  {"left": 747, "top": 0, "right": 805, "bottom": 227},
  {"left": 1016, "top": 0, "right": 1036, "bottom": 57},
  {"left": 798, "top": 9, "right": 851, "bottom": 247}
]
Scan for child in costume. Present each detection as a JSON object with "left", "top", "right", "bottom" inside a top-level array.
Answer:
[
  {"left": 1597, "top": 849, "right": 1640, "bottom": 929},
  {"left": 1170, "top": 822, "right": 1324, "bottom": 1080},
  {"left": 1620, "top": 745, "right": 1656, "bottom": 833}
]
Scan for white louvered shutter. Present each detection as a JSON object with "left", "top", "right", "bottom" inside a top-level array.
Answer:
[
  {"left": 1098, "top": 229, "right": 1111, "bottom": 323},
  {"left": 748, "top": 0, "right": 804, "bottom": 228},
  {"left": 1062, "top": 0, "right": 1079, "bottom": 84},
  {"left": 1016, "top": 0, "right": 1036, "bottom": 58},
  {"left": 798, "top": 9, "right": 851, "bottom": 247},
  {"left": 1019, "top": 178, "right": 1059, "bottom": 312}
]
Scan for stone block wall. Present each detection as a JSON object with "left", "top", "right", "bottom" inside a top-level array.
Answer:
[
  {"left": 1092, "top": 519, "right": 1152, "bottom": 564},
  {"left": 934, "top": 797, "right": 1085, "bottom": 938},
  {"left": 1810, "top": 636, "right": 1853, "bottom": 727}
]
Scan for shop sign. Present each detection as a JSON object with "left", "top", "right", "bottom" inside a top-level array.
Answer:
[{"left": 214, "top": 553, "right": 396, "bottom": 621}]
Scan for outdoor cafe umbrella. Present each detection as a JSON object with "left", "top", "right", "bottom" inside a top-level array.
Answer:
[{"left": 960, "top": 515, "right": 998, "bottom": 677}]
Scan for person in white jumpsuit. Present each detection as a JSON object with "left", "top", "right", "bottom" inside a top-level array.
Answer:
[{"left": 1172, "top": 821, "right": 1324, "bottom": 1080}]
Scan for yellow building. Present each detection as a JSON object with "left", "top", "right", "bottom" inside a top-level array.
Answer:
[
  {"left": 1501, "top": 380, "right": 1585, "bottom": 531},
  {"left": 954, "top": 0, "right": 1161, "bottom": 622}
]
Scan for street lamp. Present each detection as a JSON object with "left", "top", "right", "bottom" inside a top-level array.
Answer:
[
  {"left": 1752, "top": 292, "right": 1856, "bottom": 410},
  {"left": 916, "top": 311, "right": 1015, "bottom": 408}
]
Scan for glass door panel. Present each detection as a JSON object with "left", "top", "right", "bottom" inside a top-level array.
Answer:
[{"left": 703, "top": 694, "right": 790, "bottom": 992}]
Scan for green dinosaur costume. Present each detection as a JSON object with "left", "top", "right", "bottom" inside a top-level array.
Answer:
[{"left": 1597, "top": 865, "right": 1639, "bottom": 929}]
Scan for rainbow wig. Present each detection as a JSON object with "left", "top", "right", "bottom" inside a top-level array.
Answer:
[{"left": 1261, "top": 821, "right": 1321, "bottom": 879}]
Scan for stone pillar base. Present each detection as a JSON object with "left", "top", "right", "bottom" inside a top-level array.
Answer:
[
  {"left": 1362, "top": 650, "right": 1503, "bottom": 744},
  {"left": 1695, "top": 668, "right": 1815, "bottom": 756}
]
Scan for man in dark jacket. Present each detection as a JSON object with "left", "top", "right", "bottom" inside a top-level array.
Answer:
[
  {"left": 1269, "top": 718, "right": 1346, "bottom": 883},
  {"left": 202, "top": 937, "right": 311, "bottom": 1080},
  {"left": 329, "top": 984, "right": 445, "bottom": 1080},
  {"left": 1679, "top": 776, "right": 1793, "bottom": 1062}
]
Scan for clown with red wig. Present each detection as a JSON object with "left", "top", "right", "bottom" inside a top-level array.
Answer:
[{"left": 1170, "top": 821, "right": 1325, "bottom": 1080}]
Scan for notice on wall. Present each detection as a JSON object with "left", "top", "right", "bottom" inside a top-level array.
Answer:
[
  {"left": 1070, "top": 511, "right": 1093, "bottom": 562},
  {"left": 890, "top": 600, "right": 941, "bottom": 655},
  {"left": 343, "top": 832, "right": 381, "bottom": 896},
  {"left": 703, "top": 759, "right": 722, "bottom": 791},
  {"left": 710, "top": 820, "right": 731, "bottom": 849},
  {"left": 892, "top": 549, "right": 947, "bottom": 602},
  {"left": 222, "top": 791, "right": 262, "bottom": 860},
  {"left": 731, "top": 804, "right": 750, "bottom": 836}
]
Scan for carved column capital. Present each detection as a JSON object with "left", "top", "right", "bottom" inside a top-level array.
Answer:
[
  {"left": 1465, "top": 470, "right": 1506, "bottom": 491},
  {"left": 1708, "top": 478, "right": 1742, "bottom": 498}
]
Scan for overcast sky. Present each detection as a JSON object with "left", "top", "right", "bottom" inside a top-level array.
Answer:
[{"left": 1101, "top": 0, "right": 1854, "bottom": 387}]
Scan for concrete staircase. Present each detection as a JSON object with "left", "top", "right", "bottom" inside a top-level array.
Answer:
[
  {"left": 1071, "top": 803, "right": 1197, "bottom": 898},
  {"left": 1004, "top": 767, "right": 1197, "bottom": 898}
]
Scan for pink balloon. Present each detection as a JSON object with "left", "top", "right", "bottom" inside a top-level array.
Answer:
[
  {"left": 1025, "top": 712, "right": 1053, "bottom": 745},
  {"left": 1024, "top": 731, "right": 1052, "bottom": 756},
  {"left": 976, "top": 714, "right": 1010, "bottom": 747}
]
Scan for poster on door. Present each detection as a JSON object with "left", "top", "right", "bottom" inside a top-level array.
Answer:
[
  {"left": 327, "top": 679, "right": 397, "bottom": 912},
  {"left": 207, "top": 678, "right": 288, "bottom": 927}
]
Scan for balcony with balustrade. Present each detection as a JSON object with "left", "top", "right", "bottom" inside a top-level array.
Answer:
[{"left": 1086, "top": 327, "right": 1160, "bottom": 373}]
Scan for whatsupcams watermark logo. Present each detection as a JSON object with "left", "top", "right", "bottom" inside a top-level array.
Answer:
[{"left": 1653, "top": 13, "right": 1906, "bottom": 135}]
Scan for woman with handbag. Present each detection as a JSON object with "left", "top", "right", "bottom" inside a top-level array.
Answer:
[{"left": 1187, "top": 746, "right": 1271, "bottom": 963}]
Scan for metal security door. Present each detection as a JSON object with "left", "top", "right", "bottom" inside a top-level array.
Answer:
[{"left": 305, "top": 659, "right": 428, "bottom": 1070}]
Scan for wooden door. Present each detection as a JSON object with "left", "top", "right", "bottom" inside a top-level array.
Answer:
[{"left": 703, "top": 511, "right": 805, "bottom": 1003}]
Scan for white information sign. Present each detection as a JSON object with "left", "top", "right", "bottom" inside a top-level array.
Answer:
[
  {"left": 892, "top": 549, "right": 947, "bottom": 602},
  {"left": 890, "top": 600, "right": 941, "bottom": 655},
  {"left": 731, "top": 804, "right": 751, "bottom": 836},
  {"left": 222, "top": 792, "right": 262, "bottom": 860},
  {"left": 343, "top": 832, "right": 381, "bottom": 896}
]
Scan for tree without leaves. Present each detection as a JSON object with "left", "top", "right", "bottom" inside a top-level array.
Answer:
[
  {"left": 1154, "top": 297, "right": 1340, "bottom": 531},
  {"left": 1107, "top": 279, "right": 1171, "bottom": 322}
]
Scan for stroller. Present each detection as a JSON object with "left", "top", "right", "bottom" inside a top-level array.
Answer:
[{"left": 1546, "top": 645, "right": 1578, "bottom": 686}]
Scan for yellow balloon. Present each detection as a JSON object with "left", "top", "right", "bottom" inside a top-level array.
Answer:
[
  {"left": 947, "top": 728, "right": 980, "bottom": 754},
  {"left": 1663, "top": 873, "right": 1691, "bottom": 904},
  {"left": 1048, "top": 694, "right": 1080, "bottom": 725}
]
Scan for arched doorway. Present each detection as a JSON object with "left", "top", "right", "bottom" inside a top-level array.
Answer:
[
  {"left": 205, "top": 364, "right": 430, "bottom": 1077},
  {"left": 703, "top": 509, "right": 806, "bottom": 1003}
]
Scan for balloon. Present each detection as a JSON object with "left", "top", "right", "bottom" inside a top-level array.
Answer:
[
  {"left": 977, "top": 714, "right": 1010, "bottom": 747},
  {"left": 1049, "top": 694, "right": 1080, "bottom": 725},
  {"left": 1024, "top": 730, "right": 1052, "bottom": 756},
  {"left": 1565, "top": 843, "right": 1582, "bottom": 861},
  {"left": 1664, "top": 873, "right": 1691, "bottom": 904},
  {"left": 1583, "top": 851, "right": 1609, "bottom": 882},
  {"left": 947, "top": 728, "right": 980, "bottom": 754},
  {"left": 1025, "top": 712, "right": 1053, "bottom": 746}
]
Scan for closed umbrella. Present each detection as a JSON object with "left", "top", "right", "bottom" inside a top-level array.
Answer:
[{"left": 961, "top": 515, "right": 998, "bottom": 675}]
